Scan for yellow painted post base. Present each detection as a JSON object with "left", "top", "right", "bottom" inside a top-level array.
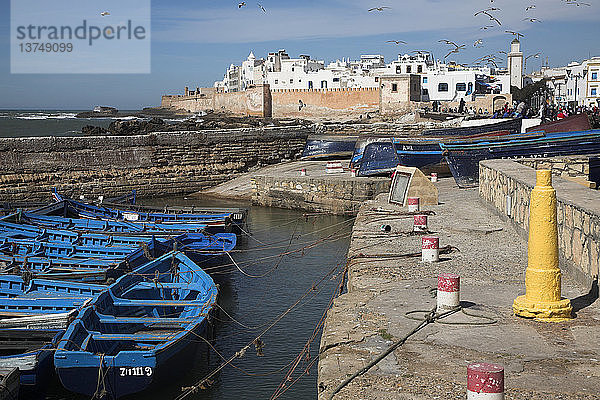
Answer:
[{"left": 513, "top": 295, "right": 573, "bottom": 322}]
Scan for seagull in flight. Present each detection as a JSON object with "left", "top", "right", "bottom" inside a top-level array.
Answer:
[
  {"left": 505, "top": 30, "right": 525, "bottom": 40},
  {"left": 566, "top": 1, "right": 591, "bottom": 5},
  {"left": 480, "top": 25, "right": 494, "bottom": 30},
  {"left": 238, "top": 2, "right": 246, "bottom": 8},
  {"left": 498, "top": 50, "right": 508, "bottom": 55},
  {"left": 474, "top": 7, "right": 500, "bottom": 16},
  {"left": 477, "top": 11, "right": 502, "bottom": 26},
  {"left": 525, "top": 5, "right": 536, "bottom": 11},
  {"left": 473, "top": 39, "right": 484, "bottom": 48},
  {"left": 100, "top": 11, "right": 110, "bottom": 16},
  {"left": 386, "top": 40, "right": 407, "bottom": 45},
  {"left": 523, "top": 17, "right": 541, "bottom": 22},
  {"left": 257, "top": 3, "right": 267, "bottom": 12},
  {"left": 368, "top": 6, "right": 391, "bottom": 11}
]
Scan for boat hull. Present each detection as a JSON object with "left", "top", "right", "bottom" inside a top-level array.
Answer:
[
  {"left": 442, "top": 130, "right": 600, "bottom": 187},
  {"left": 301, "top": 137, "right": 358, "bottom": 160}
]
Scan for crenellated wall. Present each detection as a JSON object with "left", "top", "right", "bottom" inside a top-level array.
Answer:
[
  {"left": 0, "top": 126, "right": 312, "bottom": 202},
  {"left": 479, "top": 159, "right": 600, "bottom": 287}
]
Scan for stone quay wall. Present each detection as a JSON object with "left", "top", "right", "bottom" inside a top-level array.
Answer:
[
  {"left": 517, "top": 155, "right": 600, "bottom": 189},
  {"left": 479, "top": 159, "right": 600, "bottom": 286},
  {"left": 252, "top": 175, "right": 391, "bottom": 215},
  {"left": 0, "top": 126, "right": 312, "bottom": 202}
]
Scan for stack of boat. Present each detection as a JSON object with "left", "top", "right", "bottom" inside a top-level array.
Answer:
[
  {"left": 0, "top": 192, "right": 245, "bottom": 399},
  {"left": 347, "top": 114, "right": 600, "bottom": 187}
]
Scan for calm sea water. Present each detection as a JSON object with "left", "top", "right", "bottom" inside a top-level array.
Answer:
[{"left": 0, "top": 110, "right": 188, "bottom": 137}]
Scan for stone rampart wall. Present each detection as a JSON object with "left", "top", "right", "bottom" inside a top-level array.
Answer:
[
  {"left": 268, "top": 88, "right": 380, "bottom": 119},
  {"left": 0, "top": 126, "right": 312, "bottom": 202},
  {"left": 479, "top": 159, "right": 600, "bottom": 286},
  {"left": 161, "top": 85, "right": 271, "bottom": 117}
]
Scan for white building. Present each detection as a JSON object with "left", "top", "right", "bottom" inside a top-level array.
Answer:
[
  {"left": 526, "top": 56, "right": 600, "bottom": 108},
  {"left": 214, "top": 48, "right": 511, "bottom": 101}
]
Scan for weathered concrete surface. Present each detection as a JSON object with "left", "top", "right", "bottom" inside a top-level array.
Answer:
[
  {"left": 318, "top": 178, "right": 600, "bottom": 399},
  {"left": 251, "top": 160, "right": 391, "bottom": 215}
]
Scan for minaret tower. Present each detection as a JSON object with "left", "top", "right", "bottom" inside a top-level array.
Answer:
[{"left": 508, "top": 38, "right": 524, "bottom": 89}]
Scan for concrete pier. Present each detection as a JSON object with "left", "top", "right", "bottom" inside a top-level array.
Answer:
[
  {"left": 199, "top": 160, "right": 390, "bottom": 215},
  {"left": 318, "top": 178, "right": 600, "bottom": 399}
]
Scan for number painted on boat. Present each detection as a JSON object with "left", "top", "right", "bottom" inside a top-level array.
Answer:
[
  {"left": 122, "top": 212, "right": 140, "bottom": 221},
  {"left": 119, "top": 367, "right": 153, "bottom": 377}
]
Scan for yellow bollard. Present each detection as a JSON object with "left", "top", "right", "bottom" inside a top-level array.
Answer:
[{"left": 513, "top": 170, "right": 572, "bottom": 321}]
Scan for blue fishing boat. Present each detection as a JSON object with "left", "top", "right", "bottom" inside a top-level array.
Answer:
[
  {"left": 51, "top": 191, "right": 247, "bottom": 233},
  {"left": 349, "top": 137, "right": 391, "bottom": 171},
  {"left": 7, "top": 211, "right": 210, "bottom": 234},
  {"left": 356, "top": 140, "right": 400, "bottom": 176},
  {"left": 54, "top": 251, "right": 218, "bottom": 399},
  {"left": 301, "top": 136, "right": 358, "bottom": 160},
  {"left": 0, "top": 232, "right": 235, "bottom": 282},
  {"left": 440, "top": 129, "right": 600, "bottom": 187}
]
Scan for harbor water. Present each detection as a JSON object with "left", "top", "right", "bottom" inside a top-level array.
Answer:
[{"left": 49, "top": 197, "right": 353, "bottom": 400}]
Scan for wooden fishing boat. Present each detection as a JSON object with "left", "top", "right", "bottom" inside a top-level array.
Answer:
[
  {"left": 6, "top": 211, "right": 211, "bottom": 235},
  {"left": 422, "top": 118, "right": 522, "bottom": 136},
  {"left": 525, "top": 113, "right": 591, "bottom": 134},
  {"left": 51, "top": 191, "right": 247, "bottom": 233},
  {"left": 301, "top": 135, "right": 359, "bottom": 160},
  {"left": 356, "top": 141, "right": 400, "bottom": 176},
  {"left": 54, "top": 251, "right": 218, "bottom": 399},
  {"left": 440, "top": 129, "right": 600, "bottom": 187}
]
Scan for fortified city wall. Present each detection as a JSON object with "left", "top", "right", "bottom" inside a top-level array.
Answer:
[
  {"left": 161, "top": 84, "right": 272, "bottom": 117},
  {"left": 479, "top": 159, "right": 600, "bottom": 287},
  {"left": 0, "top": 126, "right": 311, "bottom": 202},
  {"left": 270, "top": 88, "right": 380, "bottom": 119}
]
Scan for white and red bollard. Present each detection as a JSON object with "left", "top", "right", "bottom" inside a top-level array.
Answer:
[
  {"left": 300, "top": 168, "right": 307, "bottom": 176},
  {"left": 431, "top": 172, "right": 438, "bottom": 183},
  {"left": 407, "top": 197, "right": 420, "bottom": 212},
  {"left": 413, "top": 214, "right": 428, "bottom": 232},
  {"left": 351, "top": 168, "right": 357, "bottom": 177},
  {"left": 326, "top": 161, "right": 344, "bottom": 174},
  {"left": 467, "top": 363, "right": 505, "bottom": 400},
  {"left": 421, "top": 236, "right": 439, "bottom": 262},
  {"left": 437, "top": 273, "right": 460, "bottom": 310}
]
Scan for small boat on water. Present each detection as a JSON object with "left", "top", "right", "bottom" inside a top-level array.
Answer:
[
  {"left": 6, "top": 210, "right": 211, "bottom": 235},
  {"left": 440, "top": 129, "right": 600, "bottom": 187},
  {"left": 54, "top": 251, "right": 218, "bottom": 399},
  {"left": 301, "top": 135, "right": 358, "bottom": 160}
]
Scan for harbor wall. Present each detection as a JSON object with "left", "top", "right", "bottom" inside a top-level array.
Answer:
[
  {"left": 252, "top": 175, "right": 390, "bottom": 215},
  {"left": 161, "top": 84, "right": 272, "bottom": 117},
  {"left": 517, "top": 155, "right": 600, "bottom": 189},
  {"left": 0, "top": 126, "right": 311, "bottom": 202},
  {"left": 479, "top": 159, "right": 600, "bottom": 286},
  {"left": 270, "top": 88, "right": 380, "bottom": 119}
]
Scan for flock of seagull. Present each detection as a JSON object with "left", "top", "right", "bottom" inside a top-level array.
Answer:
[
  {"left": 97, "top": 0, "right": 592, "bottom": 69},
  {"left": 363, "top": 0, "right": 593, "bottom": 66}
]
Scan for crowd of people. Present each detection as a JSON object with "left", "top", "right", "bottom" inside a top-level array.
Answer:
[{"left": 426, "top": 99, "right": 600, "bottom": 129}]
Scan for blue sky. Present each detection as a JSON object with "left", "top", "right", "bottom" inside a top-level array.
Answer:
[{"left": 0, "top": 0, "right": 598, "bottom": 109}]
